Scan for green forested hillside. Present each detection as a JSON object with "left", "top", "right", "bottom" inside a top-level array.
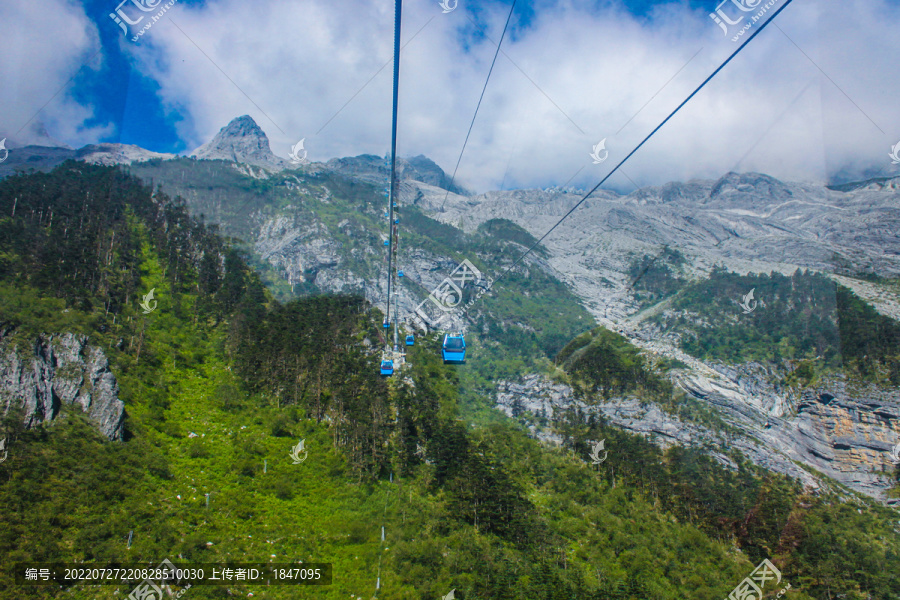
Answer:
[
  {"left": 0, "top": 165, "right": 899, "bottom": 599},
  {"left": 648, "top": 268, "right": 900, "bottom": 385}
]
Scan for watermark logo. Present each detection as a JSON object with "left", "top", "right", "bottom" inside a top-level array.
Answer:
[
  {"left": 289, "top": 139, "right": 309, "bottom": 165},
  {"left": 128, "top": 558, "right": 191, "bottom": 600},
  {"left": 710, "top": 0, "right": 779, "bottom": 42},
  {"left": 725, "top": 558, "right": 788, "bottom": 600},
  {"left": 289, "top": 439, "right": 308, "bottom": 464},
  {"left": 889, "top": 441, "right": 900, "bottom": 465},
  {"left": 890, "top": 141, "right": 900, "bottom": 165},
  {"left": 110, "top": 0, "right": 163, "bottom": 35},
  {"left": 590, "top": 139, "right": 608, "bottom": 164},
  {"left": 140, "top": 288, "right": 158, "bottom": 314},
  {"left": 0, "top": 138, "right": 8, "bottom": 164},
  {"left": 414, "top": 259, "right": 489, "bottom": 329},
  {"left": 442, "top": 589, "right": 456, "bottom": 600},
  {"left": 589, "top": 439, "right": 608, "bottom": 464},
  {"left": 110, "top": 0, "right": 179, "bottom": 43},
  {"left": 417, "top": 260, "right": 481, "bottom": 314},
  {"left": 438, "top": 0, "right": 458, "bottom": 13},
  {"left": 739, "top": 288, "right": 758, "bottom": 314}
]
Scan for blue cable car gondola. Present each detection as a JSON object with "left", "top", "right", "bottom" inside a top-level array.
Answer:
[
  {"left": 405, "top": 334, "right": 414, "bottom": 346},
  {"left": 383, "top": 320, "right": 390, "bottom": 328},
  {"left": 380, "top": 359, "right": 394, "bottom": 376},
  {"left": 398, "top": 270, "right": 404, "bottom": 277},
  {"left": 441, "top": 333, "right": 466, "bottom": 363},
  {"left": 383, "top": 240, "right": 389, "bottom": 246}
]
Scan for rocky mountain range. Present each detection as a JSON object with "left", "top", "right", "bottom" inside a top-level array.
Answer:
[
  {"left": 0, "top": 116, "right": 463, "bottom": 191},
  {"left": 3, "top": 115, "right": 900, "bottom": 505}
]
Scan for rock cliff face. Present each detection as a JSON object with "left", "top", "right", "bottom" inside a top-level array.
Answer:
[
  {"left": 0, "top": 325, "right": 125, "bottom": 441},
  {"left": 791, "top": 382, "right": 900, "bottom": 499},
  {"left": 496, "top": 372, "right": 900, "bottom": 504}
]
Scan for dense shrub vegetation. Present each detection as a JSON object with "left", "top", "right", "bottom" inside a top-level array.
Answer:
[
  {"left": 649, "top": 267, "right": 900, "bottom": 384},
  {"left": 627, "top": 246, "right": 687, "bottom": 307},
  {"left": 556, "top": 327, "right": 674, "bottom": 401}
]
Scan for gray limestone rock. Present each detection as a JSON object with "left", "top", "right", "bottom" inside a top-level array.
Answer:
[
  {"left": 0, "top": 326, "right": 125, "bottom": 441},
  {"left": 191, "top": 115, "right": 289, "bottom": 171},
  {"left": 495, "top": 371, "right": 900, "bottom": 503}
]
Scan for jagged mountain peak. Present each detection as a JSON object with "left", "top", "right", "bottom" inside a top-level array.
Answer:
[
  {"left": 708, "top": 171, "right": 794, "bottom": 203},
  {"left": 324, "top": 153, "right": 468, "bottom": 195},
  {"left": 402, "top": 154, "right": 467, "bottom": 194},
  {"left": 215, "top": 114, "right": 266, "bottom": 140},
  {"left": 623, "top": 172, "right": 796, "bottom": 207},
  {"left": 191, "top": 115, "right": 287, "bottom": 171},
  {"left": 627, "top": 179, "right": 711, "bottom": 205}
]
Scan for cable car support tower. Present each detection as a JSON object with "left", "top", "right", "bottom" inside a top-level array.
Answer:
[{"left": 383, "top": 0, "right": 403, "bottom": 373}]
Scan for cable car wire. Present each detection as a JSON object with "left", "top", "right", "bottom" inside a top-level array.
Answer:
[
  {"left": 384, "top": 0, "right": 404, "bottom": 355},
  {"left": 439, "top": 0, "right": 519, "bottom": 212},
  {"left": 485, "top": 0, "right": 796, "bottom": 292}
]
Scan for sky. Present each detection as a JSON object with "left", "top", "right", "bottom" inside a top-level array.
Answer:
[{"left": 1, "top": 0, "right": 899, "bottom": 193}]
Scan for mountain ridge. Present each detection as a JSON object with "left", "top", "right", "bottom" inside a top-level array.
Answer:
[{"left": 0, "top": 115, "right": 468, "bottom": 195}]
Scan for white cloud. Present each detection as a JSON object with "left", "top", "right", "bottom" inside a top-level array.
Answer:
[
  {"left": 7, "top": 0, "right": 900, "bottom": 191},
  {"left": 0, "top": 0, "right": 111, "bottom": 146}
]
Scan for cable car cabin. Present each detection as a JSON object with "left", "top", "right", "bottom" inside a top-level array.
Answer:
[
  {"left": 383, "top": 240, "right": 390, "bottom": 246},
  {"left": 441, "top": 333, "right": 466, "bottom": 363},
  {"left": 380, "top": 359, "right": 394, "bottom": 376},
  {"left": 398, "top": 270, "right": 404, "bottom": 277},
  {"left": 405, "top": 335, "right": 414, "bottom": 346},
  {"left": 383, "top": 320, "right": 390, "bottom": 328}
]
